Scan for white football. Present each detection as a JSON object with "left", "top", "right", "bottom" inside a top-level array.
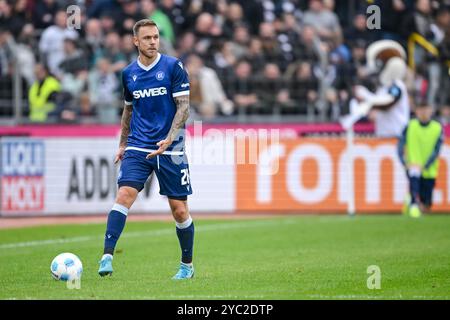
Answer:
[{"left": 50, "top": 253, "right": 83, "bottom": 281}]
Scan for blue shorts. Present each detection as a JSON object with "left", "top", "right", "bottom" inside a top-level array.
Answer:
[{"left": 117, "top": 149, "right": 192, "bottom": 199}]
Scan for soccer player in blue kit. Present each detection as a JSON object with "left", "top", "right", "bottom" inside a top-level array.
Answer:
[{"left": 98, "top": 19, "right": 194, "bottom": 279}]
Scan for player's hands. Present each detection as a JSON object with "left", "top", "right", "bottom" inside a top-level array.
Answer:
[
  {"left": 408, "top": 164, "right": 422, "bottom": 177},
  {"left": 408, "top": 164, "right": 422, "bottom": 170},
  {"left": 146, "top": 139, "right": 172, "bottom": 159},
  {"left": 114, "top": 146, "right": 126, "bottom": 164}
]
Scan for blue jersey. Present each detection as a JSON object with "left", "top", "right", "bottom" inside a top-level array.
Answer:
[{"left": 122, "top": 53, "right": 190, "bottom": 152}]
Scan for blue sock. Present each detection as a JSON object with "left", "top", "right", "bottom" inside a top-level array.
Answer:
[
  {"left": 175, "top": 216, "right": 194, "bottom": 264},
  {"left": 409, "top": 176, "right": 421, "bottom": 205},
  {"left": 104, "top": 204, "right": 128, "bottom": 255}
]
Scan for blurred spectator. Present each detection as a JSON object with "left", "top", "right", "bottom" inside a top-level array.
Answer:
[
  {"left": 255, "top": 63, "right": 291, "bottom": 114},
  {"left": 403, "top": 0, "right": 445, "bottom": 108},
  {"left": 88, "top": 57, "right": 119, "bottom": 124},
  {"left": 275, "top": 13, "right": 301, "bottom": 68},
  {"left": 302, "top": 0, "right": 343, "bottom": 46},
  {"left": 83, "top": 18, "right": 104, "bottom": 62},
  {"left": 184, "top": 0, "right": 203, "bottom": 24},
  {"left": 193, "top": 12, "right": 222, "bottom": 56},
  {"left": 99, "top": 9, "right": 119, "bottom": 35},
  {"left": 325, "top": 44, "right": 356, "bottom": 120},
  {"left": 138, "top": 0, "right": 176, "bottom": 54},
  {"left": 121, "top": 34, "right": 138, "bottom": 63},
  {"left": 281, "top": 13, "right": 301, "bottom": 47},
  {"left": 39, "top": 9, "right": 79, "bottom": 79},
  {"left": 434, "top": 6, "right": 450, "bottom": 108},
  {"left": 234, "top": 0, "right": 264, "bottom": 35},
  {"left": 212, "top": 41, "right": 237, "bottom": 78},
  {"left": 159, "top": 0, "right": 188, "bottom": 36},
  {"left": 223, "top": 2, "right": 245, "bottom": 39},
  {"left": 52, "top": 35, "right": 91, "bottom": 123},
  {"left": 0, "top": 0, "right": 30, "bottom": 38},
  {"left": 28, "top": 63, "right": 61, "bottom": 122},
  {"left": 246, "top": 37, "right": 266, "bottom": 72},
  {"left": 176, "top": 31, "right": 197, "bottom": 61},
  {"left": 332, "top": 0, "right": 367, "bottom": 28},
  {"left": 16, "top": 24, "right": 37, "bottom": 86},
  {"left": 32, "top": 0, "right": 59, "bottom": 30},
  {"left": 258, "top": 22, "right": 286, "bottom": 69},
  {"left": 228, "top": 24, "right": 250, "bottom": 61},
  {"left": 93, "top": 31, "right": 127, "bottom": 79},
  {"left": 376, "top": 0, "right": 408, "bottom": 41},
  {"left": 349, "top": 40, "right": 370, "bottom": 85},
  {"left": 0, "top": 27, "right": 28, "bottom": 117},
  {"left": 0, "top": 25, "right": 12, "bottom": 78},
  {"left": 118, "top": 0, "right": 146, "bottom": 35},
  {"left": 434, "top": 6, "right": 450, "bottom": 43},
  {"left": 226, "top": 59, "right": 259, "bottom": 115},
  {"left": 260, "top": 0, "right": 276, "bottom": 23},
  {"left": 411, "top": 69, "right": 429, "bottom": 107},
  {"left": 401, "top": 0, "right": 439, "bottom": 47},
  {"left": 293, "top": 25, "right": 320, "bottom": 64},
  {"left": 78, "top": 92, "right": 96, "bottom": 120},
  {"left": 55, "top": 61, "right": 88, "bottom": 123},
  {"left": 87, "top": 0, "right": 122, "bottom": 19},
  {"left": 12, "top": 0, "right": 29, "bottom": 27},
  {"left": 401, "top": 0, "right": 435, "bottom": 39},
  {"left": 0, "top": 1, "right": 13, "bottom": 31},
  {"left": 436, "top": 7, "right": 450, "bottom": 108},
  {"left": 286, "top": 62, "right": 319, "bottom": 115},
  {"left": 141, "top": 0, "right": 175, "bottom": 44},
  {"left": 185, "top": 53, "right": 234, "bottom": 118},
  {"left": 344, "top": 13, "right": 376, "bottom": 49},
  {"left": 59, "top": 37, "right": 89, "bottom": 75},
  {"left": 0, "top": 26, "right": 13, "bottom": 116}
]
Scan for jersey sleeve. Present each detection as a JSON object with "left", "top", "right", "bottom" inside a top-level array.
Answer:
[
  {"left": 171, "top": 60, "right": 190, "bottom": 98},
  {"left": 397, "top": 125, "right": 408, "bottom": 167},
  {"left": 387, "top": 84, "right": 402, "bottom": 104},
  {"left": 122, "top": 71, "right": 133, "bottom": 105}
]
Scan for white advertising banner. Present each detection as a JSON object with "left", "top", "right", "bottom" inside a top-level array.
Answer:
[
  {"left": 0, "top": 137, "right": 235, "bottom": 216},
  {"left": 4, "top": 135, "right": 448, "bottom": 216}
]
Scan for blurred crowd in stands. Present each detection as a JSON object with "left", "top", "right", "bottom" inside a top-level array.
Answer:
[{"left": 0, "top": 0, "right": 449, "bottom": 124}]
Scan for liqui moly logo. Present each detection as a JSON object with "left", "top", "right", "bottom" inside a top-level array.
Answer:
[{"left": 1, "top": 140, "right": 45, "bottom": 213}]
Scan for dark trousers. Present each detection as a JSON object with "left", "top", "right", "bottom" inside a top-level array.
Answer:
[{"left": 408, "top": 174, "right": 436, "bottom": 208}]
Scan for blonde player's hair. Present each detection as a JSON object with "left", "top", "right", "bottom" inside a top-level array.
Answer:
[{"left": 133, "top": 19, "right": 158, "bottom": 36}]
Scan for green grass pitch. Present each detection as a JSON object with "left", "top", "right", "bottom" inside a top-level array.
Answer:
[{"left": 1, "top": 215, "right": 449, "bottom": 300}]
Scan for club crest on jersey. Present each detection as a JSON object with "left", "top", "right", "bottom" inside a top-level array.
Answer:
[
  {"left": 132, "top": 75, "right": 137, "bottom": 82},
  {"left": 156, "top": 71, "right": 165, "bottom": 81}
]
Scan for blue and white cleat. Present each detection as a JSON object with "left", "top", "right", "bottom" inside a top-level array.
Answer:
[
  {"left": 98, "top": 254, "right": 113, "bottom": 277},
  {"left": 172, "top": 263, "right": 194, "bottom": 280}
]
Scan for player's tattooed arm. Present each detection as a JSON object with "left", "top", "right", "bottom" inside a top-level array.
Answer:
[
  {"left": 146, "top": 95, "right": 190, "bottom": 159},
  {"left": 168, "top": 95, "right": 190, "bottom": 142},
  {"left": 119, "top": 104, "right": 133, "bottom": 147},
  {"left": 114, "top": 104, "right": 133, "bottom": 164}
]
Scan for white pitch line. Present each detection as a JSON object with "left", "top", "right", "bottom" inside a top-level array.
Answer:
[
  {"left": 0, "top": 235, "right": 95, "bottom": 249},
  {"left": 0, "top": 219, "right": 294, "bottom": 250}
]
